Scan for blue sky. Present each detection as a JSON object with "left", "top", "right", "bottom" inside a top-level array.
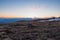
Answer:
[{"left": 0, "top": 0, "right": 60, "bottom": 18}]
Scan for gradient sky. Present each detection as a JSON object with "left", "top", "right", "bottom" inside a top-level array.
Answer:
[{"left": 0, "top": 0, "right": 60, "bottom": 18}]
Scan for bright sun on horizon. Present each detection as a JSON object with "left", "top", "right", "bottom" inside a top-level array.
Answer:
[{"left": 0, "top": 0, "right": 60, "bottom": 18}]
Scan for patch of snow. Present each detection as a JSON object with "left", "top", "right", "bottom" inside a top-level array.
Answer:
[
  {"left": 38, "top": 18, "right": 60, "bottom": 22},
  {"left": 48, "top": 18, "right": 60, "bottom": 21}
]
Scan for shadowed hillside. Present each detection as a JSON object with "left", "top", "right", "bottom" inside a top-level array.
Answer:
[{"left": 0, "top": 18, "right": 60, "bottom": 40}]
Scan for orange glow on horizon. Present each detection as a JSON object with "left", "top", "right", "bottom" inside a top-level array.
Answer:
[
  {"left": 0, "top": 16, "right": 24, "bottom": 18},
  {"left": 0, "top": 16, "right": 60, "bottom": 18}
]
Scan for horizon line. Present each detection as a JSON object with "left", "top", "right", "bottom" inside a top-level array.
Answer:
[{"left": 0, "top": 16, "right": 60, "bottom": 18}]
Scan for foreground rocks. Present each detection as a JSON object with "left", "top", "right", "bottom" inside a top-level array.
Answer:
[{"left": 0, "top": 20, "right": 60, "bottom": 40}]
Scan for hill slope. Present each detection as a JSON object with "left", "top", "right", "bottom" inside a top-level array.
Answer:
[{"left": 0, "top": 18, "right": 60, "bottom": 40}]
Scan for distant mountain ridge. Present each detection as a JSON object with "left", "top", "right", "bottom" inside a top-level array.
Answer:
[
  {"left": 0, "top": 17, "right": 60, "bottom": 24},
  {"left": 0, "top": 18, "right": 32, "bottom": 24}
]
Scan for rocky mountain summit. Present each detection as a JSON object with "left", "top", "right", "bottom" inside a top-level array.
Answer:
[{"left": 0, "top": 18, "right": 60, "bottom": 40}]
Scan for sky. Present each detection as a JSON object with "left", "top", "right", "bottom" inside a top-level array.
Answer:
[{"left": 0, "top": 0, "right": 60, "bottom": 18}]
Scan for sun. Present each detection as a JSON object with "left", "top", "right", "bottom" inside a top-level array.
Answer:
[{"left": 25, "top": 12, "right": 39, "bottom": 18}]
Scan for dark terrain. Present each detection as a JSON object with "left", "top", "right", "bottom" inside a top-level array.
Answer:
[{"left": 0, "top": 18, "right": 60, "bottom": 40}]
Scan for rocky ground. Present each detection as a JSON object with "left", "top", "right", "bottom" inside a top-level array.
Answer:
[{"left": 0, "top": 20, "right": 60, "bottom": 40}]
